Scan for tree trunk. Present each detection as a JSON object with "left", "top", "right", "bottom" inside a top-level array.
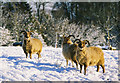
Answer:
[{"left": 55, "top": 32, "right": 58, "bottom": 48}]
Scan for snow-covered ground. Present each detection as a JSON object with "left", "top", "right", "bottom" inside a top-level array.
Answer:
[{"left": 0, "top": 46, "right": 119, "bottom": 81}]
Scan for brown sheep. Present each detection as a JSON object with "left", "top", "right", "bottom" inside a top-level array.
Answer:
[
  {"left": 62, "top": 35, "right": 78, "bottom": 69},
  {"left": 74, "top": 39, "right": 105, "bottom": 75},
  {"left": 21, "top": 30, "right": 42, "bottom": 59}
]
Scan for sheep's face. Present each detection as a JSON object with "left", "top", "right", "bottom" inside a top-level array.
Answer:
[
  {"left": 78, "top": 41, "right": 86, "bottom": 48},
  {"left": 24, "top": 32, "right": 30, "bottom": 38},
  {"left": 78, "top": 40, "right": 89, "bottom": 49},
  {"left": 63, "top": 37, "right": 73, "bottom": 44},
  {"left": 23, "top": 31, "right": 32, "bottom": 41},
  {"left": 63, "top": 37, "right": 70, "bottom": 43},
  {"left": 62, "top": 35, "right": 75, "bottom": 45}
]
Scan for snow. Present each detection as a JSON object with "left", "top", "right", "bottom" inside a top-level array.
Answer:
[{"left": 0, "top": 46, "right": 119, "bottom": 81}]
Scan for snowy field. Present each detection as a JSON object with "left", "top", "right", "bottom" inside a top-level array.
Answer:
[{"left": 0, "top": 46, "right": 119, "bottom": 81}]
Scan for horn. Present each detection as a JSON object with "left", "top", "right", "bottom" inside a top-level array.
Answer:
[
  {"left": 27, "top": 31, "right": 34, "bottom": 36},
  {"left": 83, "top": 40, "right": 90, "bottom": 46},
  {"left": 67, "top": 35, "right": 75, "bottom": 39},
  {"left": 74, "top": 39, "right": 81, "bottom": 43},
  {"left": 77, "top": 35, "right": 79, "bottom": 37},
  {"left": 20, "top": 30, "right": 26, "bottom": 33}
]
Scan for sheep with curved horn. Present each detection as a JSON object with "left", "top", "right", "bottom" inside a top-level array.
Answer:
[
  {"left": 75, "top": 39, "right": 105, "bottom": 75},
  {"left": 21, "top": 30, "right": 42, "bottom": 59},
  {"left": 62, "top": 35, "right": 78, "bottom": 69}
]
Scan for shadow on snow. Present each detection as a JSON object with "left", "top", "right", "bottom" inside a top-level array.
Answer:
[{"left": 0, "top": 55, "right": 77, "bottom": 73}]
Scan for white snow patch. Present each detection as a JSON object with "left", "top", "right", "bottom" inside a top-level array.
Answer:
[{"left": 0, "top": 46, "right": 119, "bottom": 81}]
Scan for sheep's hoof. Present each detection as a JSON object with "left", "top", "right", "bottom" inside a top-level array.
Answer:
[
  {"left": 38, "top": 56, "right": 41, "bottom": 59},
  {"left": 84, "top": 73, "right": 86, "bottom": 75},
  {"left": 38, "top": 54, "right": 42, "bottom": 58},
  {"left": 38, "top": 57, "right": 42, "bottom": 59},
  {"left": 26, "top": 56, "right": 28, "bottom": 58},
  {"left": 96, "top": 70, "right": 99, "bottom": 72}
]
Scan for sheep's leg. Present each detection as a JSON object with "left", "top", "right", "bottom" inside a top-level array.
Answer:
[
  {"left": 37, "top": 51, "right": 41, "bottom": 59},
  {"left": 38, "top": 54, "right": 41, "bottom": 59},
  {"left": 80, "top": 64, "right": 82, "bottom": 73},
  {"left": 24, "top": 51, "right": 28, "bottom": 58},
  {"left": 73, "top": 60, "right": 78, "bottom": 69},
  {"left": 84, "top": 64, "right": 88, "bottom": 75},
  {"left": 71, "top": 56, "right": 78, "bottom": 69},
  {"left": 66, "top": 60, "right": 68, "bottom": 67},
  {"left": 30, "top": 53, "right": 32, "bottom": 59},
  {"left": 71, "top": 61, "right": 74, "bottom": 67},
  {"left": 101, "top": 65, "right": 105, "bottom": 73},
  {"left": 26, "top": 54, "right": 28, "bottom": 58},
  {"left": 97, "top": 65, "right": 100, "bottom": 72}
]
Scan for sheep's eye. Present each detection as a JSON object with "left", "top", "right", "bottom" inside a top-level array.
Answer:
[{"left": 79, "top": 42, "right": 82, "bottom": 45}]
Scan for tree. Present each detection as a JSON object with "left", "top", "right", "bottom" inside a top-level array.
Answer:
[
  {"left": 52, "top": 2, "right": 119, "bottom": 47},
  {"left": 2, "top": 2, "right": 32, "bottom": 42}
]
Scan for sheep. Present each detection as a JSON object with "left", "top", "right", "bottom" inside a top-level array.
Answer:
[
  {"left": 21, "top": 30, "right": 42, "bottom": 59},
  {"left": 74, "top": 39, "right": 105, "bottom": 75},
  {"left": 62, "top": 35, "right": 78, "bottom": 69}
]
